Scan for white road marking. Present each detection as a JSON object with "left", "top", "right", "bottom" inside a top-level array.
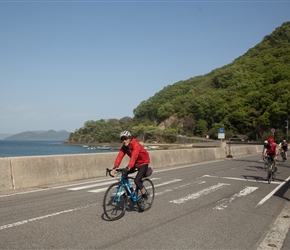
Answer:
[
  {"left": 67, "top": 180, "right": 117, "bottom": 190},
  {"left": 169, "top": 183, "right": 230, "bottom": 204},
  {"left": 202, "top": 175, "right": 281, "bottom": 184},
  {"left": 0, "top": 203, "right": 97, "bottom": 231},
  {"left": 156, "top": 180, "right": 206, "bottom": 196},
  {"left": 87, "top": 178, "right": 161, "bottom": 193},
  {"left": 87, "top": 188, "right": 108, "bottom": 193},
  {"left": 213, "top": 186, "right": 258, "bottom": 210},
  {"left": 68, "top": 177, "right": 161, "bottom": 191},
  {"left": 154, "top": 179, "right": 182, "bottom": 187},
  {"left": 0, "top": 178, "right": 113, "bottom": 198},
  {"left": 256, "top": 176, "right": 290, "bottom": 206}
]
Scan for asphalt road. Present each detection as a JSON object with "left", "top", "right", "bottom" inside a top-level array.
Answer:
[{"left": 0, "top": 154, "right": 290, "bottom": 250}]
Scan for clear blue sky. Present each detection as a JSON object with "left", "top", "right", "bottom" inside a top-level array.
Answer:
[{"left": 1, "top": 0, "right": 289, "bottom": 134}]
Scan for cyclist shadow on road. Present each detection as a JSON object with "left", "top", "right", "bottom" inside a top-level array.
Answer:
[
  {"left": 100, "top": 202, "right": 140, "bottom": 222},
  {"left": 273, "top": 179, "right": 290, "bottom": 201},
  {"left": 232, "top": 158, "right": 264, "bottom": 164},
  {"left": 241, "top": 174, "right": 264, "bottom": 182},
  {"left": 245, "top": 165, "right": 266, "bottom": 171}
]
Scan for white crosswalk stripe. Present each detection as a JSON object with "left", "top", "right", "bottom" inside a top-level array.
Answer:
[
  {"left": 67, "top": 180, "right": 116, "bottom": 191},
  {"left": 169, "top": 183, "right": 230, "bottom": 204},
  {"left": 66, "top": 177, "right": 260, "bottom": 210},
  {"left": 213, "top": 186, "right": 258, "bottom": 210}
]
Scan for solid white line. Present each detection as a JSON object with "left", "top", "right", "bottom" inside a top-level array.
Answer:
[
  {"left": 169, "top": 183, "right": 230, "bottom": 204},
  {"left": 0, "top": 203, "right": 97, "bottom": 231},
  {"left": 256, "top": 176, "right": 290, "bottom": 206},
  {"left": 202, "top": 175, "right": 281, "bottom": 184}
]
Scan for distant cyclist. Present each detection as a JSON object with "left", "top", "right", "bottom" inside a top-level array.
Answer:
[
  {"left": 279, "top": 139, "right": 288, "bottom": 161},
  {"left": 112, "top": 130, "right": 150, "bottom": 211},
  {"left": 262, "top": 140, "right": 268, "bottom": 161},
  {"left": 263, "top": 137, "right": 279, "bottom": 173}
]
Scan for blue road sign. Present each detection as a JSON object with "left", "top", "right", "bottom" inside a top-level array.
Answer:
[{"left": 218, "top": 128, "right": 225, "bottom": 133}]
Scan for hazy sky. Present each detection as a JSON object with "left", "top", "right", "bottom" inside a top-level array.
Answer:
[{"left": 1, "top": 0, "right": 289, "bottom": 134}]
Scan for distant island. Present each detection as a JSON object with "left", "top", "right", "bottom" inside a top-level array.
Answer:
[{"left": 4, "top": 130, "right": 71, "bottom": 141}]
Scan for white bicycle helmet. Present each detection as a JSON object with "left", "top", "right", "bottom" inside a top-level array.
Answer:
[
  {"left": 264, "top": 140, "right": 268, "bottom": 144},
  {"left": 120, "top": 130, "right": 131, "bottom": 138}
]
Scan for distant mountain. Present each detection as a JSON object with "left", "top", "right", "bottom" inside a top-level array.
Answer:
[
  {"left": 4, "top": 130, "right": 71, "bottom": 141},
  {"left": 0, "top": 134, "right": 12, "bottom": 140}
]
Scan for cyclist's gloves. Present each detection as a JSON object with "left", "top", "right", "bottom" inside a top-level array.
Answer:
[{"left": 124, "top": 167, "right": 130, "bottom": 175}]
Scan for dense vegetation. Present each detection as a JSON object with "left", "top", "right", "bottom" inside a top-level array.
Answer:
[{"left": 67, "top": 22, "right": 290, "bottom": 144}]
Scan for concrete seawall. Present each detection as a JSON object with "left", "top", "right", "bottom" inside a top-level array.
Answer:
[{"left": 0, "top": 144, "right": 261, "bottom": 191}]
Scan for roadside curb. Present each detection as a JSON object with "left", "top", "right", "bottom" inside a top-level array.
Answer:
[{"left": 257, "top": 199, "right": 290, "bottom": 249}]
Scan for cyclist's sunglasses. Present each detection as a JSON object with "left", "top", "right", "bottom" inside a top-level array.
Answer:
[{"left": 121, "top": 136, "right": 130, "bottom": 141}]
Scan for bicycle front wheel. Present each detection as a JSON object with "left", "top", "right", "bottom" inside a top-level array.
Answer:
[
  {"left": 103, "top": 183, "right": 128, "bottom": 221},
  {"left": 137, "top": 178, "right": 155, "bottom": 211}
]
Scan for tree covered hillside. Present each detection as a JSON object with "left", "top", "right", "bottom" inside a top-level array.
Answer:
[
  {"left": 67, "top": 22, "right": 290, "bottom": 144},
  {"left": 134, "top": 22, "right": 290, "bottom": 139}
]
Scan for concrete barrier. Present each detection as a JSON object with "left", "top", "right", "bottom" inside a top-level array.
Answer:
[
  {"left": 0, "top": 158, "right": 13, "bottom": 190},
  {"left": 0, "top": 144, "right": 260, "bottom": 191}
]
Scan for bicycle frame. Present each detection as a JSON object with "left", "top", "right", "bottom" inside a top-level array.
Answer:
[
  {"left": 116, "top": 175, "right": 141, "bottom": 203},
  {"left": 104, "top": 168, "right": 155, "bottom": 220},
  {"left": 106, "top": 168, "right": 142, "bottom": 203}
]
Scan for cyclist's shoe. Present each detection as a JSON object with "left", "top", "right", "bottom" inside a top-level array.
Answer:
[{"left": 138, "top": 195, "right": 148, "bottom": 212}]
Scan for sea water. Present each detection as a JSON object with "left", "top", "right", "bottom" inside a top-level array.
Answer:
[{"left": 0, "top": 140, "right": 117, "bottom": 157}]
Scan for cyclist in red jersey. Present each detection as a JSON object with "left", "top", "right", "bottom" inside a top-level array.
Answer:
[
  {"left": 112, "top": 130, "right": 150, "bottom": 211},
  {"left": 263, "top": 137, "right": 279, "bottom": 173}
]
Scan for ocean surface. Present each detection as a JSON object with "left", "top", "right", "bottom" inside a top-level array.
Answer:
[{"left": 0, "top": 140, "right": 118, "bottom": 157}]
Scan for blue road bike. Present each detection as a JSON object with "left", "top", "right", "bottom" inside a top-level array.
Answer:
[{"left": 103, "top": 168, "right": 155, "bottom": 221}]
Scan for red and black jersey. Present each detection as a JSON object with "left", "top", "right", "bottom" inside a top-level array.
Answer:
[
  {"left": 266, "top": 142, "right": 277, "bottom": 155},
  {"left": 114, "top": 138, "right": 150, "bottom": 169}
]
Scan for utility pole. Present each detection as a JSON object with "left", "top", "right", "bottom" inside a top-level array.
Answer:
[
  {"left": 176, "top": 123, "right": 179, "bottom": 143},
  {"left": 286, "top": 119, "right": 289, "bottom": 141}
]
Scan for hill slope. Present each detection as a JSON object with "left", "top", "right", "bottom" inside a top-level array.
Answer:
[
  {"left": 133, "top": 21, "right": 290, "bottom": 139},
  {"left": 5, "top": 130, "right": 71, "bottom": 141},
  {"left": 67, "top": 21, "right": 290, "bottom": 143}
]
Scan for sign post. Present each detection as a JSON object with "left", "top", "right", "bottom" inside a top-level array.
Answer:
[
  {"left": 218, "top": 128, "right": 225, "bottom": 140},
  {"left": 271, "top": 128, "right": 275, "bottom": 138}
]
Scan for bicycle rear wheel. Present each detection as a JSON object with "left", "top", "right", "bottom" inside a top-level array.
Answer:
[
  {"left": 267, "top": 165, "right": 273, "bottom": 184},
  {"left": 103, "top": 183, "right": 128, "bottom": 221},
  {"left": 137, "top": 178, "right": 155, "bottom": 211}
]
